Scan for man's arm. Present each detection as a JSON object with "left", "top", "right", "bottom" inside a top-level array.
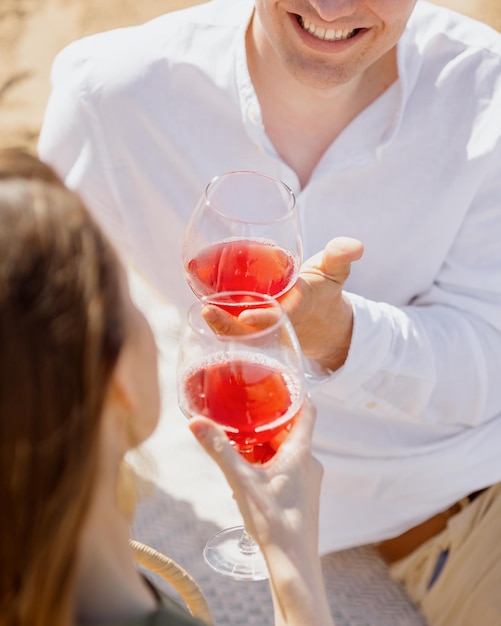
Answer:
[
  {"left": 287, "top": 153, "right": 501, "bottom": 430},
  {"left": 38, "top": 38, "right": 130, "bottom": 262}
]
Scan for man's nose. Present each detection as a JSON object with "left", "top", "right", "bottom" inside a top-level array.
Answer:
[{"left": 307, "top": 0, "right": 358, "bottom": 23}]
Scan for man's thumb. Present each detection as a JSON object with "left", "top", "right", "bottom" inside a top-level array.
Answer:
[{"left": 322, "top": 237, "right": 364, "bottom": 269}]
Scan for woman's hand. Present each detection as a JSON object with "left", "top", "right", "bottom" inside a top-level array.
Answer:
[
  {"left": 189, "top": 400, "right": 336, "bottom": 626},
  {"left": 189, "top": 398, "right": 321, "bottom": 553}
]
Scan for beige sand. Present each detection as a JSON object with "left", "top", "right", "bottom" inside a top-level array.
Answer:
[{"left": 0, "top": 0, "right": 204, "bottom": 150}]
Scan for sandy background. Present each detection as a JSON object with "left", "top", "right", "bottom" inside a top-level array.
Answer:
[
  {"left": 1, "top": 0, "right": 499, "bottom": 154},
  {"left": 0, "top": 0, "right": 205, "bottom": 151}
]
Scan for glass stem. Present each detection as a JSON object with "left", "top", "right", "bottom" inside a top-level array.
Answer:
[{"left": 238, "top": 528, "right": 259, "bottom": 555}]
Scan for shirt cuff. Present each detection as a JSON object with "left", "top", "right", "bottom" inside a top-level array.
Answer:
[{"left": 313, "top": 292, "right": 395, "bottom": 400}]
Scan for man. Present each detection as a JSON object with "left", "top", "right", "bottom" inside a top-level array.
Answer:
[{"left": 39, "top": 0, "right": 501, "bottom": 622}]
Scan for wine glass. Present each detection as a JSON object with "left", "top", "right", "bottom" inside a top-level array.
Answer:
[
  {"left": 177, "top": 291, "right": 306, "bottom": 581},
  {"left": 182, "top": 171, "right": 302, "bottom": 305}
]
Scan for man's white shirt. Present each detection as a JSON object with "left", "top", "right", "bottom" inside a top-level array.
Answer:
[{"left": 39, "top": 0, "right": 501, "bottom": 553}]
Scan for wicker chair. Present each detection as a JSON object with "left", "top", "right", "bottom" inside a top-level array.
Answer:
[{"left": 131, "top": 539, "right": 214, "bottom": 625}]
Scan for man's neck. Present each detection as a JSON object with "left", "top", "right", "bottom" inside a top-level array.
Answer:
[{"left": 246, "top": 19, "right": 398, "bottom": 188}]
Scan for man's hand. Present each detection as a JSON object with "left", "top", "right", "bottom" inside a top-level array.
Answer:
[
  {"left": 199, "top": 236, "right": 364, "bottom": 372},
  {"left": 281, "top": 236, "right": 364, "bottom": 371}
]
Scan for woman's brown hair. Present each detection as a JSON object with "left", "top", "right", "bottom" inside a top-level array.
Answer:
[{"left": 0, "top": 150, "right": 125, "bottom": 626}]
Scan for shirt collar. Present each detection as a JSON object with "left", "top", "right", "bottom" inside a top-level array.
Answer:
[
  {"left": 235, "top": 2, "right": 277, "bottom": 154},
  {"left": 233, "top": 2, "right": 426, "bottom": 169}
]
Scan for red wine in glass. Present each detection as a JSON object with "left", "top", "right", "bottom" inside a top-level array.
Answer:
[
  {"left": 186, "top": 238, "right": 298, "bottom": 315},
  {"left": 183, "top": 171, "right": 302, "bottom": 305},
  {"left": 182, "top": 354, "right": 302, "bottom": 464}
]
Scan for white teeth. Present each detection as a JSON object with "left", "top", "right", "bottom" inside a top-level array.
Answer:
[{"left": 299, "top": 17, "right": 355, "bottom": 41}]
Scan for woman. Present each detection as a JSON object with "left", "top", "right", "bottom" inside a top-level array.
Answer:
[{"left": 0, "top": 149, "right": 334, "bottom": 626}]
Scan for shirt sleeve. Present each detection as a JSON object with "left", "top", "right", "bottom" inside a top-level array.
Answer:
[
  {"left": 317, "top": 146, "right": 501, "bottom": 430},
  {"left": 38, "top": 39, "right": 131, "bottom": 263}
]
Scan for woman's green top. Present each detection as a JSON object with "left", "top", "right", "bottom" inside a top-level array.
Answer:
[{"left": 81, "top": 579, "right": 208, "bottom": 626}]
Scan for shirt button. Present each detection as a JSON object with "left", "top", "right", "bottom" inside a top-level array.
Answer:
[{"left": 248, "top": 104, "right": 260, "bottom": 123}]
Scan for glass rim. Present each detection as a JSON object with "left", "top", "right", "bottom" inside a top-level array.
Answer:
[{"left": 204, "top": 170, "right": 296, "bottom": 226}]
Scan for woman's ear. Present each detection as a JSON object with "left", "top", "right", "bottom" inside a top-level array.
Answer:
[
  {"left": 101, "top": 346, "right": 139, "bottom": 453},
  {"left": 102, "top": 287, "right": 161, "bottom": 449},
  {"left": 99, "top": 365, "right": 140, "bottom": 518},
  {"left": 106, "top": 348, "right": 136, "bottom": 416},
  {"left": 103, "top": 326, "right": 160, "bottom": 449}
]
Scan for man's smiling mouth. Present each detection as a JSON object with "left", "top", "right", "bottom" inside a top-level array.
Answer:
[{"left": 297, "top": 16, "right": 360, "bottom": 41}]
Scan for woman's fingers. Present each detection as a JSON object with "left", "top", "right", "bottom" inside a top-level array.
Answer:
[
  {"left": 189, "top": 416, "right": 233, "bottom": 460},
  {"left": 277, "top": 396, "right": 317, "bottom": 454},
  {"left": 190, "top": 397, "right": 317, "bottom": 478}
]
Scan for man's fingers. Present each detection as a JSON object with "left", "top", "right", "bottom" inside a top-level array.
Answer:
[
  {"left": 202, "top": 304, "right": 282, "bottom": 335},
  {"left": 238, "top": 306, "right": 282, "bottom": 330},
  {"left": 201, "top": 304, "right": 248, "bottom": 336}
]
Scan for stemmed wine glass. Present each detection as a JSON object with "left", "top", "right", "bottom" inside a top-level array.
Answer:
[
  {"left": 182, "top": 170, "right": 302, "bottom": 303},
  {"left": 177, "top": 291, "right": 306, "bottom": 581}
]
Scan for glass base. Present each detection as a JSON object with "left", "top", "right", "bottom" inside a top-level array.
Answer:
[{"left": 203, "top": 525, "right": 269, "bottom": 581}]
